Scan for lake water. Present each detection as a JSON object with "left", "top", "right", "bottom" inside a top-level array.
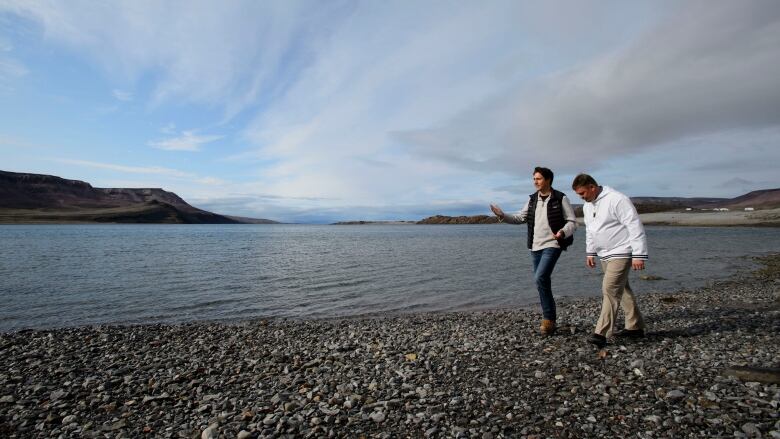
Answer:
[{"left": 1, "top": 224, "right": 777, "bottom": 332}]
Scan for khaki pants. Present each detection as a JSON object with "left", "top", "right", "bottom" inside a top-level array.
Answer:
[{"left": 594, "top": 258, "right": 645, "bottom": 337}]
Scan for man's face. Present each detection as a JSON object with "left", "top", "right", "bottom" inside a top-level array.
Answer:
[
  {"left": 533, "top": 172, "right": 551, "bottom": 192},
  {"left": 574, "top": 184, "right": 599, "bottom": 202}
]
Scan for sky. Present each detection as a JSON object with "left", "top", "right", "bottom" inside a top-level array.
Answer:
[{"left": 1, "top": 0, "right": 779, "bottom": 223}]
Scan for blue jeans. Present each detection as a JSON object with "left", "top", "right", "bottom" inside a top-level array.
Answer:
[{"left": 531, "top": 247, "right": 562, "bottom": 321}]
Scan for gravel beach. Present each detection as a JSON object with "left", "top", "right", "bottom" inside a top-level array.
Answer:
[{"left": 1, "top": 255, "right": 778, "bottom": 438}]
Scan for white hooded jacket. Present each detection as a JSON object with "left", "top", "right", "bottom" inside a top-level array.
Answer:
[{"left": 582, "top": 186, "right": 648, "bottom": 261}]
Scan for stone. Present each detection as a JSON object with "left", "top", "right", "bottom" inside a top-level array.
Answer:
[
  {"left": 666, "top": 390, "right": 685, "bottom": 401},
  {"left": 201, "top": 424, "right": 218, "bottom": 439}
]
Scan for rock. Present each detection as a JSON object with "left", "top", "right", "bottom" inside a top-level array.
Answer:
[
  {"left": 370, "top": 411, "right": 386, "bottom": 423},
  {"left": 50, "top": 389, "right": 67, "bottom": 401},
  {"left": 237, "top": 431, "right": 251, "bottom": 439},
  {"left": 741, "top": 423, "right": 762, "bottom": 438},
  {"left": 61, "top": 415, "right": 77, "bottom": 425},
  {"left": 201, "top": 423, "right": 218, "bottom": 439},
  {"left": 724, "top": 366, "right": 780, "bottom": 384},
  {"left": 665, "top": 390, "right": 685, "bottom": 401}
]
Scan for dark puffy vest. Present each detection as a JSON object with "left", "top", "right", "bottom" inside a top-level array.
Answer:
[{"left": 526, "top": 189, "right": 574, "bottom": 251}]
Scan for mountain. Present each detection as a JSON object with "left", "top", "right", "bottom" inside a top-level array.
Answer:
[{"left": 0, "top": 170, "right": 277, "bottom": 224}]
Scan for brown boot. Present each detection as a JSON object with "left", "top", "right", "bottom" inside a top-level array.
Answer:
[{"left": 540, "top": 319, "right": 556, "bottom": 336}]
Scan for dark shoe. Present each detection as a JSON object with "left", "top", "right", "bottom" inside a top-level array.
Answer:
[
  {"left": 614, "top": 328, "right": 645, "bottom": 338},
  {"left": 589, "top": 333, "right": 607, "bottom": 348}
]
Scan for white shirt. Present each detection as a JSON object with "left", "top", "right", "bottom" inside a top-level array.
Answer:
[
  {"left": 582, "top": 186, "right": 648, "bottom": 260},
  {"left": 505, "top": 192, "right": 578, "bottom": 251}
]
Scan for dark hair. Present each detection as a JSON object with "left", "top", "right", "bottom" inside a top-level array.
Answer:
[
  {"left": 571, "top": 173, "right": 598, "bottom": 189},
  {"left": 533, "top": 167, "right": 553, "bottom": 184}
]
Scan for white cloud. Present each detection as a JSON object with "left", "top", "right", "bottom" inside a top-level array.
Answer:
[
  {"left": 112, "top": 89, "right": 132, "bottom": 101},
  {"left": 397, "top": 0, "right": 780, "bottom": 175},
  {"left": 149, "top": 131, "right": 222, "bottom": 152},
  {"left": 0, "top": 36, "right": 12, "bottom": 52},
  {"left": 53, "top": 158, "right": 193, "bottom": 178},
  {"left": 160, "top": 123, "right": 176, "bottom": 134},
  {"left": 196, "top": 176, "right": 226, "bottom": 186},
  {"left": 1, "top": 0, "right": 318, "bottom": 118},
  {"left": 0, "top": 57, "right": 27, "bottom": 80}
]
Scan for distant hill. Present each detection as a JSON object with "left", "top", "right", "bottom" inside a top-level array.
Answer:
[
  {"left": 716, "top": 188, "right": 780, "bottom": 209},
  {"left": 0, "top": 170, "right": 277, "bottom": 224},
  {"left": 628, "top": 189, "right": 780, "bottom": 212},
  {"left": 420, "top": 189, "right": 780, "bottom": 224},
  {"left": 417, "top": 215, "right": 499, "bottom": 224},
  {"left": 570, "top": 189, "right": 780, "bottom": 216}
]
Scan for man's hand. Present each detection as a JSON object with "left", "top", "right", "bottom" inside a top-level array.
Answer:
[
  {"left": 632, "top": 259, "right": 645, "bottom": 270},
  {"left": 553, "top": 231, "right": 565, "bottom": 241},
  {"left": 586, "top": 256, "right": 596, "bottom": 268},
  {"left": 489, "top": 204, "right": 505, "bottom": 218}
]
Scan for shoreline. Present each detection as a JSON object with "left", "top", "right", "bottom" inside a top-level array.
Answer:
[
  {"left": 3, "top": 208, "right": 779, "bottom": 227},
  {"left": 1, "top": 256, "right": 778, "bottom": 437},
  {"left": 638, "top": 208, "right": 780, "bottom": 227}
]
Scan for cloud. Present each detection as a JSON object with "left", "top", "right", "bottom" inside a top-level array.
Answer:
[
  {"left": 160, "top": 123, "right": 176, "bottom": 134},
  {"left": 112, "top": 89, "right": 132, "bottom": 101},
  {"left": 53, "top": 158, "right": 193, "bottom": 178},
  {"left": 718, "top": 177, "right": 754, "bottom": 188},
  {"left": 397, "top": 0, "right": 780, "bottom": 175},
  {"left": 0, "top": 57, "right": 27, "bottom": 81},
  {"left": 1, "top": 0, "right": 323, "bottom": 119},
  {"left": 195, "top": 176, "right": 226, "bottom": 186},
  {"left": 149, "top": 131, "right": 222, "bottom": 151}
]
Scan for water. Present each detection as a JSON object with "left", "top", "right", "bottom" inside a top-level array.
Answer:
[{"left": 0, "top": 224, "right": 777, "bottom": 332}]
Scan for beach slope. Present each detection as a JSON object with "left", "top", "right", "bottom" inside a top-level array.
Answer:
[{"left": 1, "top": 256, "right": 778, "bottom": 437}]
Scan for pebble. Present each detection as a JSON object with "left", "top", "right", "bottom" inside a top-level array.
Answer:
[
  {"left": 201, "top": 423, "right": 218, "bottom": 439},
  {"left": 0, "top": 254, "right": 778, "bottom": 437},
  {"left": 666, "top": 389, "right": 686, "bottom": 401}
]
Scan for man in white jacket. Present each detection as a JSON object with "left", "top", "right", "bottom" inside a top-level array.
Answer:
[{"left": 572, "top": 173, "right": 646, "bottom": 349}]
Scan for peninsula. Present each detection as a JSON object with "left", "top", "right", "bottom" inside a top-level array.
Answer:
[{"left": 0, "top": 170, "right": 277, "bottom": 224}]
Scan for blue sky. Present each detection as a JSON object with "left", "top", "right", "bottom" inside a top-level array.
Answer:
[{"left": 1, "top": 0, "right": 779, "bottom": 223}]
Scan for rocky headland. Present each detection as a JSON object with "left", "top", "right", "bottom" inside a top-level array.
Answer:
[
  {"left": 0, "top": 170, "right": 277, "bottom": 224},
  {"left": 417, "top": 215, "right": 500, "bottom": 225},
  {"left": 1, "top": 255, "right": 778, "bottom": 438}
]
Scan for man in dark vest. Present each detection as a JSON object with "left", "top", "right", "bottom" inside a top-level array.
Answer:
[{"left": 490, "top": 167, "right": 577, "bottom": 335}]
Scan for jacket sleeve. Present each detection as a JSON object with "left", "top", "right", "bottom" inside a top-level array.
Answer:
[
  {"left": 504, "top": 199, "right": 530, "bottom": 224},
  {"left": 616, "top": 197, "right": 648, "bottom": 260},
  {"left": 559, "top": 195, "right": 578, "bottom": 238},
  {"left": 583, "top": 204, "right": 596, "bottom": 257}
]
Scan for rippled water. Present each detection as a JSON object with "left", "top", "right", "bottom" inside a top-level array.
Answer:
[{"left": 1, "top": 224, "right": 777, "bottom": 331}]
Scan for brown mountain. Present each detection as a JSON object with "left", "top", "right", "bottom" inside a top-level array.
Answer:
[{"left": 0, "top": 170, "right": 277, "bottom": 224}]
